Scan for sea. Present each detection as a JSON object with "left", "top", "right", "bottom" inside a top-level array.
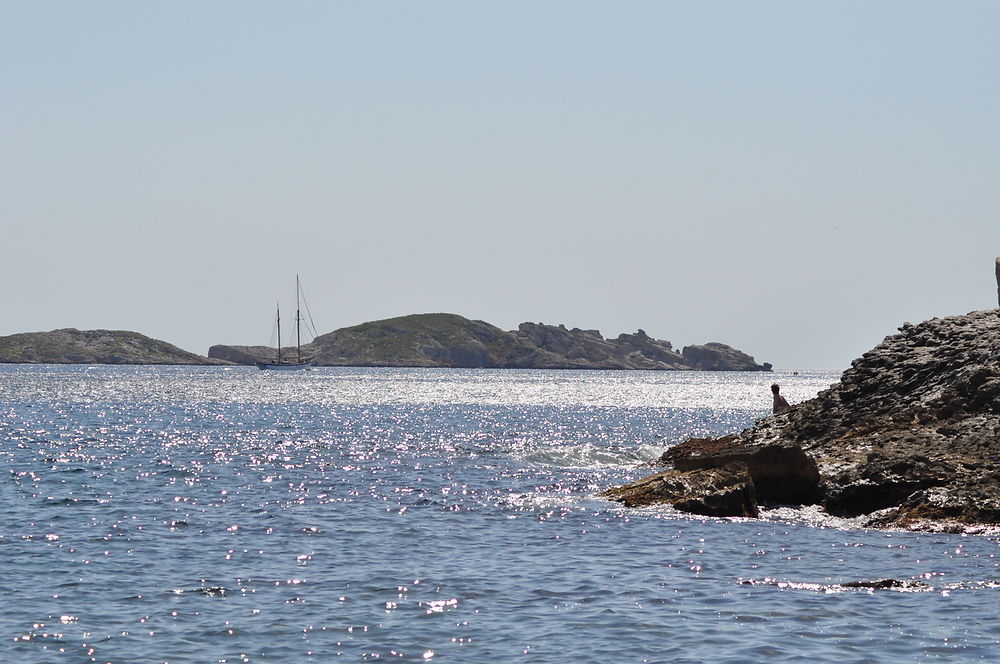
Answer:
[{"left": 2, "top": 365, "right": 998, "bottom": 663}]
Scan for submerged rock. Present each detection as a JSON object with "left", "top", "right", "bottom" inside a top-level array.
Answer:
[
  {"left": 839, "top": 579, "right": 926, "bottom": 589},
  {"left": 741, "top": 577, "right": 930, "bottom": 592}
]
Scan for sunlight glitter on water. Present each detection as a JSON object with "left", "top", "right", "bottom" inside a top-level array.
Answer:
[
  {"left": 3, "top": 365, "right": 1000, "bottom": 664},
  {"left": 0, "top": 365, "right": 835, "bottom": 410}
]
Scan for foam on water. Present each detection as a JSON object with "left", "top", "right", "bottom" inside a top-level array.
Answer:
[{"left": 2, "top": 365, "right": 999, "bottom": 663}]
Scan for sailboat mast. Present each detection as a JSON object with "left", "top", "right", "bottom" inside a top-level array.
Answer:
[
  {"left": 276, "top": 303, "right": 282, "bottom": 364},
  {"left": 256, "top": 278, "right": 312, "bottom": 371},
  {"left": 295, "top": 275, "right": 302, "bottom": 364}
]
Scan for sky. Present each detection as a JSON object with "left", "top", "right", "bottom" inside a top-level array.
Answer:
[{"left": 3, "top": 1, "right": 998, "bottom": 370}]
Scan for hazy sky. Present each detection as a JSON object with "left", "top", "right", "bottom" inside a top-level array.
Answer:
[{"left": 4, "top": 1, "right": 998, "bottom": 369}]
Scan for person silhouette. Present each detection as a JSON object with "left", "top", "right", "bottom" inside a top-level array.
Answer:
[
  {"left": 995, "top": 257, "right": 999, "bottom": 307},
  {"left": 771, "top": 384, "right": 790, "bottom": 414}
]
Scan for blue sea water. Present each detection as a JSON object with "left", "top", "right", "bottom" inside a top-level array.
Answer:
[{"left": 1, "top": 365, "right": 999, "bottom": 663}]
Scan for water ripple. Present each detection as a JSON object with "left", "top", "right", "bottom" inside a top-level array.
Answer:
[{"left": 2, "top": 366, "right": 998, "bottom": 662}]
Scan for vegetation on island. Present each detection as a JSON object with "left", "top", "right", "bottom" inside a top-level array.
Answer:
[{"left": 0, "top": 328, "right": 224, "bottom": 365}]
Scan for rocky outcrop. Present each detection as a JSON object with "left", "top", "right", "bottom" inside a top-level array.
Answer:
[
  {"left": 210, "top": 313, "right": 772, "bottom": 371},
  {"left": 616, "top": 329, "right": 691, "bottom": 370},
  {"left": 610, "top": 309, "right": 1000, "bottom": 530},
  {"left": 601, "top": 462, "right": 758, "bottom": 517},
  {"left": 0, "top": 329, "right": 227, "bottom": 365},
  {"left": 682, "top": 342, "right": 773, "bottom": 371},
  {"left": 659, "top": 436, "right": 821, "bottom": 505},
  {"left": 507, "top": 323, "right": 695, "bottom": 370},
  {"left": 512, "top": 323, "right": 623, "bottom": 368}
]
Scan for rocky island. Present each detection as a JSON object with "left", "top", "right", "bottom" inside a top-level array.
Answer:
[
  {"left": 0, "top": 328, "right": 223, "bottom": 365},
  {"left": 209, "top": 313, "right": 772, "bottom": 371},
  {"left": 0, "top": 313, "right": 771, "bottom": 370},
  {"left": 604, "top": 308, "right": 1000, "bottom": 531}
]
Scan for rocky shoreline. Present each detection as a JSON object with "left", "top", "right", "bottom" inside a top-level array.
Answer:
[{"left": 604, "top": 309, "right": 1000, "bottom": 531}]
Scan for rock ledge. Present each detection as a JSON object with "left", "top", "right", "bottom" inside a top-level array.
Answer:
[{"left": 606, "top": 309, "right": 1000, "bottom": 530}]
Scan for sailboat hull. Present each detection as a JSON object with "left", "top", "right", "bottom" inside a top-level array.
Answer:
[{"left": 255, "top": 362, "right": 313, "bottom": 371}]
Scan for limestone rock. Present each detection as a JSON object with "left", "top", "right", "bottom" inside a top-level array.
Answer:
[
  {"left": 681, "top": 342, "right": 773, "bottom": 371},
  {"left": 635, "top": 308, "right": 1000, "bottom": 529},
  {"left": 615, "top": 329, "right": 689, "bottom": 369},
  {"left": 660, "top": 435, "right": 820, "bottom": 505},
  {"left": 601, "top": 462, "right": 759, "bottom": 517},
  {"left": 512, "top": 322, "right": 625, "bottom": 368}
]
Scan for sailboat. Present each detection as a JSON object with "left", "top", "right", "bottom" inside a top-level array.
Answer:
[{"left": 256, "top": 276, "right": 314, "bottom": 370}]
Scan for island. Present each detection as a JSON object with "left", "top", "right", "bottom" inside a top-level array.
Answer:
[
  {"left": 603, "top": 308, "right": 1000, "bottom": 531},
  {"left": 0, "top": 313, "right": 771, "bottom": 370},
  {"left": 208, "top": 313, "right": 772, "bottom": 371},
  {"left": 0, "top": 328, "right": 224, "bottom": 365}
]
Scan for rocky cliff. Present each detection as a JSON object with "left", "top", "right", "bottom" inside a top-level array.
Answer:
[
  {"left": 209, "top": 313, "right": 772, "bottom": 371},
  {"left": 605, "top": 309, "right": 1000, "bottom": 530},
  {"left": 0, "top": 329, "right": 225, "bottom": 365},
  {"left": 680, "top": 342, "right": 770, "bottom": 371}
]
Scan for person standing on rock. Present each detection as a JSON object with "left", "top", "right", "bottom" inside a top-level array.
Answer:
[
  {"left": 995, "top": 257, "right": 1000, "bottom": 308},
  {"left": 772, "top": 384, "right": 790, "bottom": 414}
]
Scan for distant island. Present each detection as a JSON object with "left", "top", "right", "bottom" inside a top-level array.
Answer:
[
  {"left": 0, "top": 328, "right": 227, "bottom": 365},
  {"left": 209, "top": 313, "right": 772, "bottom": 371},
  {"left": 0, "top": 313, "right": 771, "bottom": 370}
]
